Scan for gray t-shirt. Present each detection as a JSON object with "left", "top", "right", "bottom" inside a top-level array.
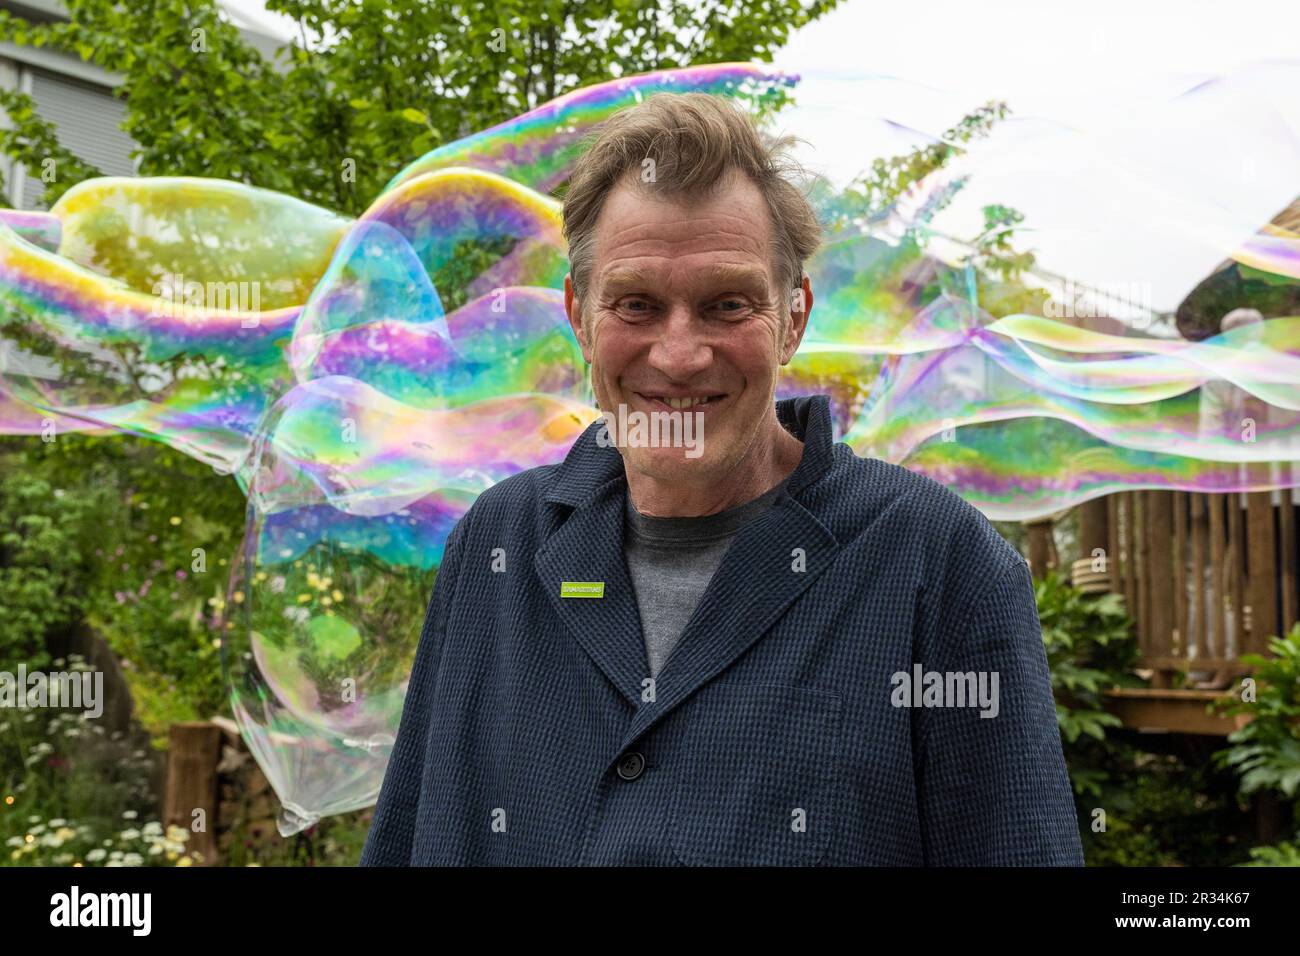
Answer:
[{"left": 623, "top": 479, "right": 789, "bottom": 678}]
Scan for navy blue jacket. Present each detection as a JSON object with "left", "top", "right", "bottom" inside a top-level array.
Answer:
[{"left": 360, "top": 394, "right": 1084, "bottom": 866}]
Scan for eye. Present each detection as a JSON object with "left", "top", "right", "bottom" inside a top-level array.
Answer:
[
  {"left": 712, "top": 297, "right": 750, "bottom": 316},
  {"left": 617, "top": 297, "right": 655, "bottom": 317}
]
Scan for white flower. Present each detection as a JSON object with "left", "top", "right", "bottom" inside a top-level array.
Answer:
[
  {"left": 86, "top": 848, "right": 107, "bottom": 862},
  {"left": 119, "top": 828, "right": 140, "bottom": 841}
]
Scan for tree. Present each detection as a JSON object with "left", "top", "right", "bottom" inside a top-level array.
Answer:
[{"left": 0, "top": 0, "right": 844, "bottom": 214}]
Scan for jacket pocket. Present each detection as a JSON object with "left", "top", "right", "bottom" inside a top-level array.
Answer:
[{"left": 667, "top": 682, "right": 842, "bottom": 866}]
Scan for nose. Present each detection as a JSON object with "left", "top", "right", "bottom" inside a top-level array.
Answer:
[{"left": 645, "top": 304, "right": 714, "bottom": 379}]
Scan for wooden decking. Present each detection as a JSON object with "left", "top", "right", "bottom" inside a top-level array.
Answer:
[
  {"left": 1102, "top": 687, "right": 1250, "bottom": 736},
  {"left": 1053, "top": 492, "right": 1299, "bottom": 735}
]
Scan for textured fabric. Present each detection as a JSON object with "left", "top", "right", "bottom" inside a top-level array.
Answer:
[
  {"left": 625, "top": 476, "right": 789, "bottom": 677},
  {"left": 359, "top": 393, "right": 1084, "bottom": 866}
]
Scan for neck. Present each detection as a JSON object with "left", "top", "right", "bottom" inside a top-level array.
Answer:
[{"left": 625, "top": 413, "right": 804, "bottom": 517}]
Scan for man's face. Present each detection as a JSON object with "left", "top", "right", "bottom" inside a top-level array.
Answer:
[{"left": 564, "top": 171, "right": 808, "bottom": 487}]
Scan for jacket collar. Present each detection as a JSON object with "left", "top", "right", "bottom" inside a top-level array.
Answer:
[{"left": 534, "top": 394, "right": 843, "bottom": 752}]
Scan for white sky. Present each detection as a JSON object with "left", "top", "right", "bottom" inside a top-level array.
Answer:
[{"left": 221, "top": 0, "right": 1300, "bottom": 310}]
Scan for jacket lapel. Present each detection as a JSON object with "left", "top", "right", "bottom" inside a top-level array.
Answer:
[
  {"left": 535, "top": 478, "right": 649, "bottom": 708},
  {"left": 620, "top": 489, "right": 839, "bottom": 745},
  {"left": 535, "top": 394, "right": 843, "bottom": 728}
]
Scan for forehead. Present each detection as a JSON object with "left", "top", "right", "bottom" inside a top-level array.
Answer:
[{"left": 591, "top": 172, "right": 773, "bottom": 291}]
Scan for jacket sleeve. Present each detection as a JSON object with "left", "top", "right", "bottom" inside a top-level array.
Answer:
[
  {"left": 913, "top": 554, "right": 1084, "bottom": 865},
  {"left": 359, "top": 510, "right": 471, "bottom": 866}
]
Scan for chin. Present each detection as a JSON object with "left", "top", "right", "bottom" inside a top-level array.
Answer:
[{"left": 622, "top": 446, "right": 717, "bottom": 483}]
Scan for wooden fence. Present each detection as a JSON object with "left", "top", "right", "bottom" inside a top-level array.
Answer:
[
  {"left": 1063, "top": 491, "right": 1300, "bottom": 734},
  {"left": 1092, "top": 490, "right": 1299, "bottom": 686}
]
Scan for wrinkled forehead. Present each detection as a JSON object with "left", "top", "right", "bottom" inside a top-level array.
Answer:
[{"left": 590, "top": 170, "right": 776, "bottom": 296}]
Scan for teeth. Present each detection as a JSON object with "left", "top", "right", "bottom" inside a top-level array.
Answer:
[{"left": 659, "top": 396, "right": 714, "bottom": 409}]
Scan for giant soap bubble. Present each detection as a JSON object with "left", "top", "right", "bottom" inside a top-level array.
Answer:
[{"left": 3, "top": 60, "right": 1300, "bottom": 831}]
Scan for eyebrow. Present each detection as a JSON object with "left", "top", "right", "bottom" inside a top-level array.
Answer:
[{"left": 599, "top": 263, "right": 771, "bottom": 295}]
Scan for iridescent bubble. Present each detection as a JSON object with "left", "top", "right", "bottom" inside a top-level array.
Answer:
[{"left": 3, "top": 60, "right": 1300, "bottom": 831}]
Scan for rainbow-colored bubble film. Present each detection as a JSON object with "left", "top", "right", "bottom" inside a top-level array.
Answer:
[{"left": 3, "top": 60, "right": 1299, "bottom": 831}]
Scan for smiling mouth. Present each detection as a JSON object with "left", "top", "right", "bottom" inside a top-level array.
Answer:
[{"left": 634, "top": 392, "right": 727, "bottom": 411}]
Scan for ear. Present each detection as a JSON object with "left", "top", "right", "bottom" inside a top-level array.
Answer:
[
  {"left": 779, "top": 272, "right": 813, "bottom": 365},
  {"left": 564, "top": 273, "right": 592, "bottom": 363}
]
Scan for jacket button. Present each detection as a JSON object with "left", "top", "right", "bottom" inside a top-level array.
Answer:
[{"left": 615, "top": 751, "right": 646, "bottom": 781}]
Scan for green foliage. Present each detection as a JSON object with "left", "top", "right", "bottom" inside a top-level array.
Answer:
[
  {"left": 0, "top": 0, "right": 845, "bottom": 213},
  {"left": 1079, "top": 750, "right": 1247, "bottom": 867},
  {"left": 1036, "top": 572, "right": 1140, "bottom": 766},
  {"left": 1029, "top": 575, "right": 1267, "bottom": 867},
  {"left": 0, "top": 86, "right": 103, "bottom": 204},
  {"left": 826, "top": 101, "right": 1009, "bottom": 229},
  {"left": 222, "top": 808, "right": 372, "bottom": 867},
  {"left": 0, "top": 466, "right": 106, "bottom": 670},
  {"left": 1213, "top": 623, "right": 1300, "bottom": 799},
  {"left": 2, "top": 432, "right": 246, "bottom": 743},
  {"left": 0, "top": 661, "right": 201, "bottom": 866},
  {"left": 1238, "top": 833, "right": 1300, "bottom": 867}
]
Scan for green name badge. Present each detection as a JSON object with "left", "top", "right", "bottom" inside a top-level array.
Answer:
[{"left": 561, "top": 581, "right": 605, "bottom": 599}]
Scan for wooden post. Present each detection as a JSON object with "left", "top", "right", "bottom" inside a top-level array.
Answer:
[
  {"left": 1147, "top": 492, "right": 1175, "bottom": 670},
  {"left": 1209, "top": 494, "right": 1227, "bottom": 660},
  {"left": 1078, "top": 497, "right": 1109, "bottom": 570},
  {"left": 1173, "top": 491, "right": 1187, "bottom": 657},
  {"left": 1124, "top": 492, "right": 1138, "bottom": 627},
  {"left": 1191, "top": 494, "right": 1208, "bottom": 661},
  {"left": 1229, "top": 492, "right": 1246, "bottom": 656},
  {"left": 1135, "top": 492, "right": 1150, "bottom": 659},
  {"left": 1281, "top": 482, "right": 1297, "bottom": 635},
  {"left": 1026, "top": 518, "right": 1055, "bottom": 580},
  {"left": 1246, "top": 491, "right": 1278, "bottom": 653},
  {"left": 1107, "top": 495, "right": 1122, "bottom": 593},
  {"left": 164, "top": 722, "right": 222, "bottom": 866}
]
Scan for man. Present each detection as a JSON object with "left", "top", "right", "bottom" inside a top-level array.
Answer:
[{"left": 360, "top": 92, "right": 1083, "bottom": 866}]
